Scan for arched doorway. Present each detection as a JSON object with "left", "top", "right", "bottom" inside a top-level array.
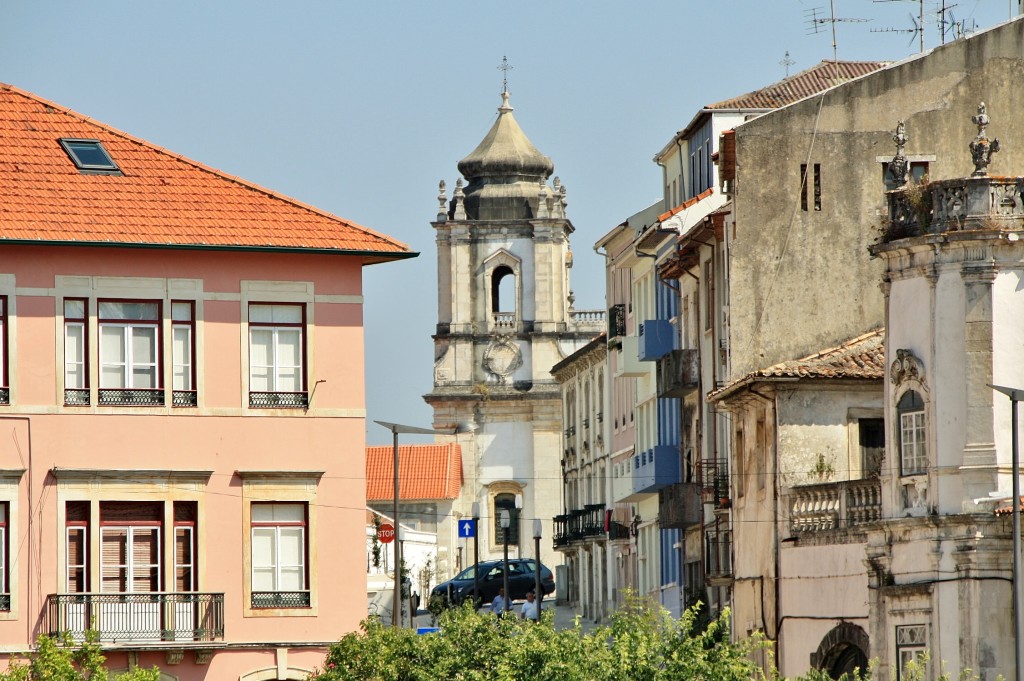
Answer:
[{"left": 810, "top": 622, "right": 870, "bottom": 680}]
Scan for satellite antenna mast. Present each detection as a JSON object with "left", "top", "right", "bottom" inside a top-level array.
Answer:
[
  {"left": 872, "top": 0, "right": 925, "bottom": 51},
  {"left": 805, "top": 2, "right": 870, "bottom": 66},
  {"left": 780, "top": 51, "right": 796, "bottom": 77}
]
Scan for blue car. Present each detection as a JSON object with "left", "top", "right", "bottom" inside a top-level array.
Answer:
[{"left": 431, "top": 559, "right": 555, "bottom": 607}]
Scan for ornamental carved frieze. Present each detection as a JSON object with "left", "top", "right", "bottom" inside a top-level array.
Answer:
[
  {"left": 483, "top": 335, "right": 522, "bottom": 383},
  {"left": 890, "top": 348, "right": 925, "bottom": 386}
]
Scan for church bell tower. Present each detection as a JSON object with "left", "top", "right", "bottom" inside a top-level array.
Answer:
[{"left": 426, "top": 88, "right": 604, "bottom": 576}]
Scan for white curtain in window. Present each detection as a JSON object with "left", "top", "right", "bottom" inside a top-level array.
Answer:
[
  {"left": 172, "top": 326, "right": 192, "bottom": 390},
  {"left": 251, "top": 527, "right": 278, "bottom": 591},
  {"left": 64, "top": 323, "right": 85, "bottom": 388},
  {"left": 100, "top": 326, "right": 127, "bottom": 388}
]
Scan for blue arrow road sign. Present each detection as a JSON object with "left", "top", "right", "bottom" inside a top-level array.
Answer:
[{"left": 459, "top": 519, "right": 475, "bottom": 538}]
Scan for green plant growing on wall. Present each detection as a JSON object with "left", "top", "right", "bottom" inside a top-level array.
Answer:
[
  {"left": 810, "top": 453, "right": 836, "bottom": 481},
  {"left": 904, "top": 175, "right": 932, "bottom": 232}
]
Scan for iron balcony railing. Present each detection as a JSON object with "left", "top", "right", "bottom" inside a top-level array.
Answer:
[
  {"left": 656, "top": 349, "right": 699, "bottom": 398},
  {"left": 172, "top": 390, "right": 198, "bottom": 407},
  {"left": 98, "top": 389, "right": 164, "bottom": 406},
  {"left": 608, "top": 304, "right": 626, "bottom": 340},
  {"left": 44, "top": 592, "right": 224, "bottom": 643},
  {"left": 248, "top": 391, "right": 309, "bottom": 409},
  {"left": 553, "top": 504, "right": 607, "bottom": 549},
  {"left": 64, "top": 389, "right": 90, "bottom": 406},
  {"left": 251, "top": 591, "right": 311, "bottom": 609},
  {"left": 790, "top": 478, "right": 882, "bottom": 535},
  {"left": 0, "top": 387, "right": 7, "bottom": 405},
  {"left": 658, "top": 482, "right": 702, "bottom": 529}
]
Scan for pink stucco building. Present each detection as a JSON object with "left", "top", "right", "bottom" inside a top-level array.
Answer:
[{"left": 0, "top": 83, "right": 413, "bottom": 679}]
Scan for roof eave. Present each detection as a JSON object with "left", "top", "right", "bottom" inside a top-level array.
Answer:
[{"left": 0, "top": 238, "right": 419, "bottom": 265}]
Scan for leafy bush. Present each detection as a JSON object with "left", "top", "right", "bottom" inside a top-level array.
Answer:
[
  {"left": 0, "top": 631, "right": 161, "bottom": 680},
  {"left": 309, "top": 597, "right": 762, "bottom": 681}
]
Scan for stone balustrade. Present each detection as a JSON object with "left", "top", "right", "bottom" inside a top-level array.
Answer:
[
  {"left": 790, "top": 478, "right": 881, "bottom": 535},
  {"left": 884, "top": 176, "right": 1024, "bottom": 242}
]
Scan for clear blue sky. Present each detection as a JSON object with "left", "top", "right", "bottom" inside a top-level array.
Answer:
[{"left": 1, "top": 1, "right": 1013, "bottom": 444}]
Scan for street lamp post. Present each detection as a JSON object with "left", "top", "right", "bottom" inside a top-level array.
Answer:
[
  {"left": 991, "top": 385, "right": 1024, "bottom": 681},
  {"left": 471, "top": 502, "right": 481, "bottom": 609},
  {"left": 375, "top": 420, "right": 466, "bottom": 627},
  {"left": 533, "top": 519, "right": 543, "bottom": 616}
]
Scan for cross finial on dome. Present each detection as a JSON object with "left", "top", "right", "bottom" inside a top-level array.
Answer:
[{"left": 498, "top": 56, "right": 513, "bottom": 94}]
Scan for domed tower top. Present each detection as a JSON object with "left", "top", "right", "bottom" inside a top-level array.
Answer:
[{"left": 454, "top": 91, "right": 557, "bottom": 221}]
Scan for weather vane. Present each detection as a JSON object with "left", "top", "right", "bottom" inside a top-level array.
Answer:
[{"left": 498, "top": 56, "right": 513, "bottom": 94}]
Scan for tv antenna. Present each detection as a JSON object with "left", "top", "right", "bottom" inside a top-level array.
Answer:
[
  {"left": 938, "top": 5, "right": 976, "bottom": 42},
  {"left": 805, "top": 2, "right": 870, "bottom": 64},
  {"left": 872, "top": 0, "right": 925, "bottom": 52},
  {"left": 780, "top": 51, "right": 796, "bottom": 77}
]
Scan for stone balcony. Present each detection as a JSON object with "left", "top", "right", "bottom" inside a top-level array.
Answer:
[
  {"left": 881, "top": 176, "right": 1024, "bottom": 244},
  {"left": 789, "top": 478, "right": 881, "bottom": 538}
]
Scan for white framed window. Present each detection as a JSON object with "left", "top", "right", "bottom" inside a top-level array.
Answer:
[
  {"left": 98, "top": 301, "right": 162, "bottom": 405},
  {"left": 63, "top": 299, "right": 89, "bottom": 406},
  {"left": 896, "top": 624, "right": 927, "bottom": 679},
  {"left": 898, "top": 391, "right": 926, "bottom": 475},
  {"left": 171, "top": 301, "right": 196, "bottom": 407},
  {"left": 248, "top": 303, "right": 306, "bottom": 408},
  {"left": 251, "top": 502, "right": 308, "bottom": 608}
]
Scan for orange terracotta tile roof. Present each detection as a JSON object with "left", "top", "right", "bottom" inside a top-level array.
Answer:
[
  {"left": 711, "top": 329, "right": 885, "bottom": 402},
  {"left": 366, "top": 443, "right": 463, "bottom": 501},
  {"left": 657, "top": 188, "right": 715, "bottom": 222},
  {"left": 0, "top": 83, "right": 413, "bottom": 263},
  {"left": 995, "top": 498, "right": 1024, "bottom": 516},
  {"left": 707, "top": 61, "right": 889, "bottom": 110}
]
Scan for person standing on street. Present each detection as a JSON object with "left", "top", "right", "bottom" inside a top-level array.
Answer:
[
  {"left": 490, "top": 587, "right": 507, "bottom": 615},
  {"left": 520, "top": 591, "right": 539, "bottom": 621}
]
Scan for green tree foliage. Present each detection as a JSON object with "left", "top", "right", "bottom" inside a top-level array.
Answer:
[
  {"left": 0, "top": 632, "right": 161, "bottom": 681},
  {"left": 309, "top": 597, "right": 762, "bottom": 681}
]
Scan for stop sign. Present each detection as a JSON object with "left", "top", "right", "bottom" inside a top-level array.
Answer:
[{"left": 377, "top": 523, "right": 395, "bottom": 544}]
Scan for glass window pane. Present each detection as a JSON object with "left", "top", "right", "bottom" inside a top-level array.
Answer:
[
  {"left": 132, "top": 366, "right": 156, "bottom": 389},
  {"left": 100, "top": 326, "right": 126, "bottom": 363},
  {"left": 277, "top": 330, "right": 302, "bottom": 366},
  {"left": 250, "top": 330, "right": 272, "bottom": 366},
  {"left": 101, "top": 366, "right": 126, "bottom": 388},
  {"left": 251, "top": 505, "right": 274, "bottom": 522},
  {"left": 272, "top": 504, "right": 304, "bottom": 522},
  {"left": 252, "top": 567, "right": 275, "bottom": 591},
  {"left": 64, "top": 299, "right": 84, "bottom": 318},
  {"left": 171, "top": 302, "right": 192, "bottom": 322},
  {"left": 279, "top": 528, "right": 304, "bottom": 566},
  {"left": 65, "top": 324, "right": 84, "bottom": 363},
  {"left": 278, "top": 567, "right": 304, "bottom": 591},
  {"left": 249, "top": 305, "right": 274, "bottom": 324},
  {"left": 250, "top": 368, "right": 271, "bottom": 392},
  {"left": 99, "top": 302, "right": 158, "bottom": 320},
  {"left": 252, "top": 528, "right": 276, "bottom": 568},
  {"left": 132, "top": 327, "right": 156, "bottom": 364},
  {"left": 275, "top": 369, "right": 300, "bottom": 392},
  {"left": 273, "top": 305, "right": 302, "bottom": 324}
]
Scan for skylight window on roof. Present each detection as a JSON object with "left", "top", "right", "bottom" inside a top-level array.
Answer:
[{"left": 58, "top": 139, "right": 120, "bottom": 173}]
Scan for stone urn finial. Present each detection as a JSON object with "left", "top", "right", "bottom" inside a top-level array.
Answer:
[
  {"left": 888, "top": 120, "right": 909, "bottom": 186},
  {"left": 969, "top": 102, "right": 1000, "bottom": 177}
]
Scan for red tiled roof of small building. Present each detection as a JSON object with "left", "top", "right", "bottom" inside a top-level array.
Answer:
[
  {"left": 0, "top": 83, "right": 412, "bottom": 263},
  {"left": 711, "top": 329, "right": 885, "bottom": 401},
  {"left": 366, "top": 443, "right": 463, "bottom": 501},
  {"left": 706, "top": 61, "right": 889, "bottom": 110}
]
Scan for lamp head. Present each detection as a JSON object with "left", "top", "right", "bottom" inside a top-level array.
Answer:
[{"left": 533, "top": 519, "right": 543, "bottom": 539}]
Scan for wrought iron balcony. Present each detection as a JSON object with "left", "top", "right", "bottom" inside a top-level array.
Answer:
[
  {"left": 0, "top": 387, "right": 7, "bottom": 405},
  {"left": 44, "top": 592, "right": 224, "bottom": 642},
  {"left": 98, "top": 389, "right": 164, "bottom": 406},
  {"left": 607, "top": 521, "right": 631, "bottom": 541},
  {"left": 657, "top": 349, "right": 699, "bottom": 398},
  {"left": 608, "top": 304, "right": 626, "bottom": 340},
  {"left": 659, "top": 482, "right": 702, "bottom": 529},
  {"left": 251, "top": 591, "right": 311, "bottom": 609},
  {"left": 553, "top": 505, "right": 606, "bottom": 549},
  {"left": 790, "top": 478, "right": 882, "bottom": 536},
  {"left": 172, "top": 390, "right": 198, "bottom": 407},
  {"left": 64, "top": 389, "right": 90, "bottom": 406},
  {"left": 697, "top": 458, "right": 731, "bottom": 510},
  {"left": 248, "top": 391, "right": 309, "bottom": 409}
]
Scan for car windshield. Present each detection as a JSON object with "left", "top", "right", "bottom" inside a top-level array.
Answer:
[{"left": 453, "top": 564, "right": 488, "bottom": 580}]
